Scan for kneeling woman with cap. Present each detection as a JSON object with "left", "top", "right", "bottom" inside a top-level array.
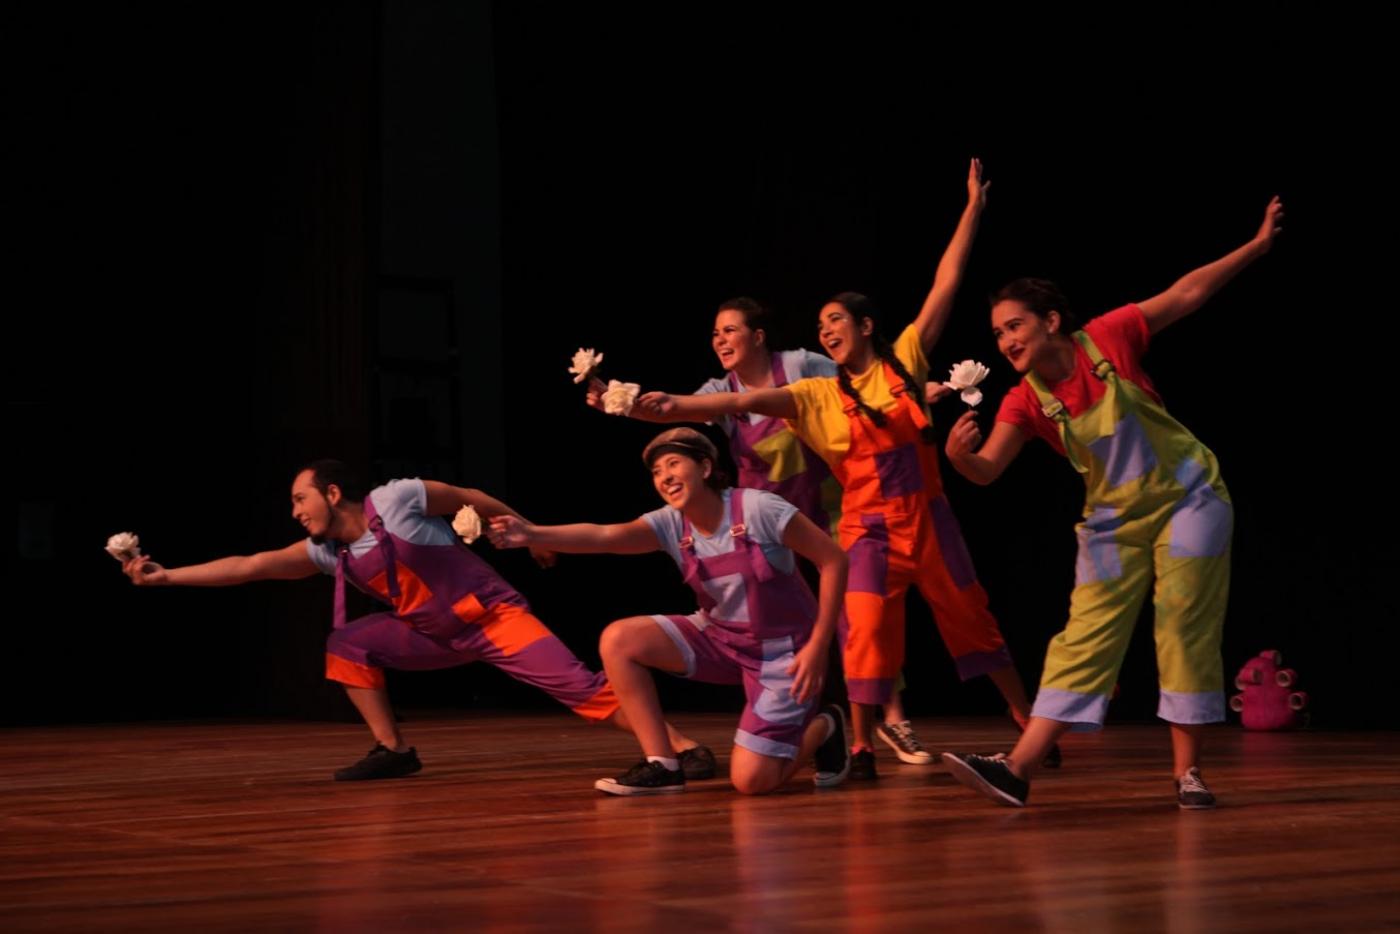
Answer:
[{"left": 488, "top": 428, "right": 851, "bottom": 795}]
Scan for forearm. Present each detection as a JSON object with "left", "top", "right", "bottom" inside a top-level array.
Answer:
[
  {"left": 916, "top": 200, "right": 985, "bottom": 344},
  {"left": 933, "top": 200, "right": 985, "bottom": 295},
  {"left": 947, "top": 450, "right": 1003, "bottom": 486},
  {"left": 1171, "top": 238, "right": 1270, "bottom": 310},
  {"left": 526, "top": 523, "right": 654, "bottom": 555},
  {"left": 1143, "top": 236, "right": 1272, "bottom": 333},
  {"left": 165, "top": 555, "right": 267, "bottom": 586},
  {"left": 808, "top": 552, "right": 848, "bottom": 650}
]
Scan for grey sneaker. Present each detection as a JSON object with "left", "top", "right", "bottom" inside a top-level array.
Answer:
[
  {"left": 877, "top": 720, "right": 935, "bottom": 765},
  {"left": 1176, "top": 767, "right": 1216, "bottom": 810}
]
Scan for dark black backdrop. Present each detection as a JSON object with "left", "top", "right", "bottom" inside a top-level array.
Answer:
[{"left": 6, "top": 4, "right": 1392, "bottom": 728}]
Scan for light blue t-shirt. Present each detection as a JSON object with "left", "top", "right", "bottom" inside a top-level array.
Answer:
[
  {"left": 305, "top": 478, "right": 455, "bottom": 575},
  {"left": 642, "top": 488, "right": 799, "bottom": 624},
  {"left": 695, "top": 348, "right": 837, "bottom": 431}
]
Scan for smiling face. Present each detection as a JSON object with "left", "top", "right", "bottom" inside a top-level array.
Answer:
[
  {"left": 649, "top": 451, "right": 712, "bottom": 513},
  {"left": 991, "top": 299, "right": 1062, "bottom": 374},
  {"left": 712, "top": 309, "right": 764, "bottom": 373},
  {"left": 817, "top": 301, "right": 873, "bottom": 368}
]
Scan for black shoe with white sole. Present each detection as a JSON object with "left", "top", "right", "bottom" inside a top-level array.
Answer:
[
  {"left": 941, "top": 751, "right": 1029, "bottom": 807},
  {"left": 595, "top": 759, "right": 686, "bottom": 796}
]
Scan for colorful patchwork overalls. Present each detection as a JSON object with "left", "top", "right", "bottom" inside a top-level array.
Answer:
[
  {"left": 653, "top": 491, "right": 821, "bottom": 759},
  {"left": 833, "top": 363, "right": 1012, "bottom": 705},
  {"left": 325, "top": 497, "right": 618, "bottom": 721},
  {"left": 1025, "top": 331, "right": 1230, "bottom": 729}
]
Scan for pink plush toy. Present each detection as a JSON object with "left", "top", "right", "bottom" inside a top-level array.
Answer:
[{"left": 1229, "top": 650, "right": 1308, "bottom": 730}]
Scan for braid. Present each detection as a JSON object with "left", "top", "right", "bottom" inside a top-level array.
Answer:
[
  {"left": 874, "top": 336, "right": 938, "bottom": 445},
  {"left": 837, "top": 366, "right": 887, "bottom": 426},
  {"left": 825, "top": 290, "right": 933, "bottom": 443}
]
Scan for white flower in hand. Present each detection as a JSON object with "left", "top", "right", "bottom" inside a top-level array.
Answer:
[
  {"left": 601, "top": 380, "right": 641, "bottom": 416},
  {"left": 944, "top": 360, "right": 991, "bottom": 407},
  {"left": 105, "top": 532, "right": 141, "bottom": 562},
  {"left": 452, "top": 506, "right": 483, "bottom": 544},
  {"left": 568, "top": 348, "right": 605, "bottom": 384}
]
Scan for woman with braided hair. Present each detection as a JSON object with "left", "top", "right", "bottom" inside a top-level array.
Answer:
[{"left": 635, "top": 160, "right": 1034, "bottom": 775}]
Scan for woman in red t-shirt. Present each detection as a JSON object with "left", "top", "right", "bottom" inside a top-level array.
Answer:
[{"left": 940, "top": 197, "right": 1284, "bottom": 810}]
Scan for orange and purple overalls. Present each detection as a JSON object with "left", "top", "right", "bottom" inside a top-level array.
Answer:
[{"left": 325, "top": 493, "right": 619, "bottom": 722}]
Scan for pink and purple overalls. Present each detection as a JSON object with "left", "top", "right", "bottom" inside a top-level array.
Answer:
[{"left": 652, "top": 489, "right": 822, "bottom": 759}]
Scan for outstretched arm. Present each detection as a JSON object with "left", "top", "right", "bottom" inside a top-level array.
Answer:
[
  {"left": 423, "top": 481, "right": 558, "bottom": 567},
  {"left": 122, "top": 540, "right": 319, "bottom": 587},
  {"left": 944, "top": 411, "right": 1027, "bottom": 486},
  {"left": 486, "top": 515, "right": 661, "bottom": 556},
  {"left": 911, "top": 158, "right": 990, "bottom": 352},
  {"left": 634, "top": 386, "right": 797, "bottom": 422},
  {"left": 1138, "top": 196, "right": 1285, "bottom": 335}
]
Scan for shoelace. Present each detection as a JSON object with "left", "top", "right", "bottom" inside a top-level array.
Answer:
[
  {"left": 1178, "top": 770, "right": 1210, "bottom": 794},
  {"left": 886, "top": 721, "right": 926, "bottom": 751}
]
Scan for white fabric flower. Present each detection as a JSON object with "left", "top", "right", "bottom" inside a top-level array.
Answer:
[
  {"left": 568, "top": 347, "right": 605, "bottom": 384},
  {"left": 944, "top": 359, "right": 991, "bottom": 407},
  {"left": 452, "top": 506, "right": 483, "bottom": 544},
  {"left": 105, "top": 532, "right": 141, "bottom": 562},
  {"left": 601, "top": 380, "right": 641, "bottom": 416}
]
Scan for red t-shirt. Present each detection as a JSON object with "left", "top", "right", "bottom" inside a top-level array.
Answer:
[{"left": 995, "top": 305, "right": 1160, "bottom": 456}]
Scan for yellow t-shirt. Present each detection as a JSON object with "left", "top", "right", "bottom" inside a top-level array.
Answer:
[{"left": 784, "top": 324, "right": 929, "bottom": 466}]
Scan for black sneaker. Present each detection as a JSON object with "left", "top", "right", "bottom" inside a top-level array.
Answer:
[
  {"left": 594, "top": 759, "right": 685, "bottom": 796},
  {"left": 333, "top": 743, "right": 422, "bottom": 781},
  {"left": 877, "top": 720, "right": 935, "bottom": 765},
  {"left": 813, "top": 705, "right": 851, "bottom": 787},
  {"left": 941, "top": 751, "right": 1028, "bottom": 807},
  {"left": 678, "top": 745, "right": 717, "bottom": 781},
  {"left": 1176, "top": 767, "right": 1216, "bottom": 810},
  {"left": 848, "top": 748, "right": 878, "bottom": 781}
]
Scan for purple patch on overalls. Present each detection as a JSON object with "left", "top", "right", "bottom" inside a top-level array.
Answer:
[
  {"left": 1168, "top": 459, "right": 1232, "bottom": 558},
  {"left": 1075, "top": 507, "right": 1124, "bottom": 585},
  {"left": 874, "top": 443, "right": 924, "bottom": 500},
  {"left": 846, "top": 513, "right": 890, "bottom": 595},
  {"left": 929, "top": 493, "right": 977, "bottom": 590},
  {"left": 1087, "top": 412, "right": 1158, "bottom": 490}
]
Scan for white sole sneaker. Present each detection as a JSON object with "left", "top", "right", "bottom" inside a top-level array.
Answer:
[
  {"left": 594, "top": 777, "right": 685, "bottom": 796},
  {"left": 813, "top": 707, "right": 852, "bottom": 787},
  {"left": 877, "top": 723, "right": 936, "bottom": 765},
  {"left": 941, "top": 752, "right": 1027, "bottom": 808}
]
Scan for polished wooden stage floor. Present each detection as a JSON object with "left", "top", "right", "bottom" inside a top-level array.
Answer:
[{"left": 3, "top": 713, "right": 1398, "bottom": 932}]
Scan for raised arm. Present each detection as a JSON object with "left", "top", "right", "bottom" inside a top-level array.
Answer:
[
  {"left": 944, "top": 411, "right": 1027, "bottom": 486},
  {"left": 122, "top": 539, "right": 319, "bottom": 587},
  {"left": 486, "top": 515, "right": 661, "bottom": 556},
  {"left": 634, "top": 386, "right": 797, "bottom": 422},
  {"left": 912, "top": 158, "right": 990, "bottom": 351},
  {"left": 1138, "top": 196, "right": 1284, "bottom": 335}
]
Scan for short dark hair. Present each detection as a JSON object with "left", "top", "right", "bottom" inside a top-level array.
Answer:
[
  {"left": 989, "top": 278, "right": 1079, "bottom": 331},
  {"left": 298, "top": 459, "right": 368, "bottom": 504}
]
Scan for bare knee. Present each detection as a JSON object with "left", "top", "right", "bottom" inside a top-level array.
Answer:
[
  {"left": 599, "top": 617, "right": 645, "bottom": 663},
  {"left": 733, "top": 750, "right": 789, "bottom": 795},
  {"left": 731, "top": 773, "right": 779, "bottom": 796}
]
